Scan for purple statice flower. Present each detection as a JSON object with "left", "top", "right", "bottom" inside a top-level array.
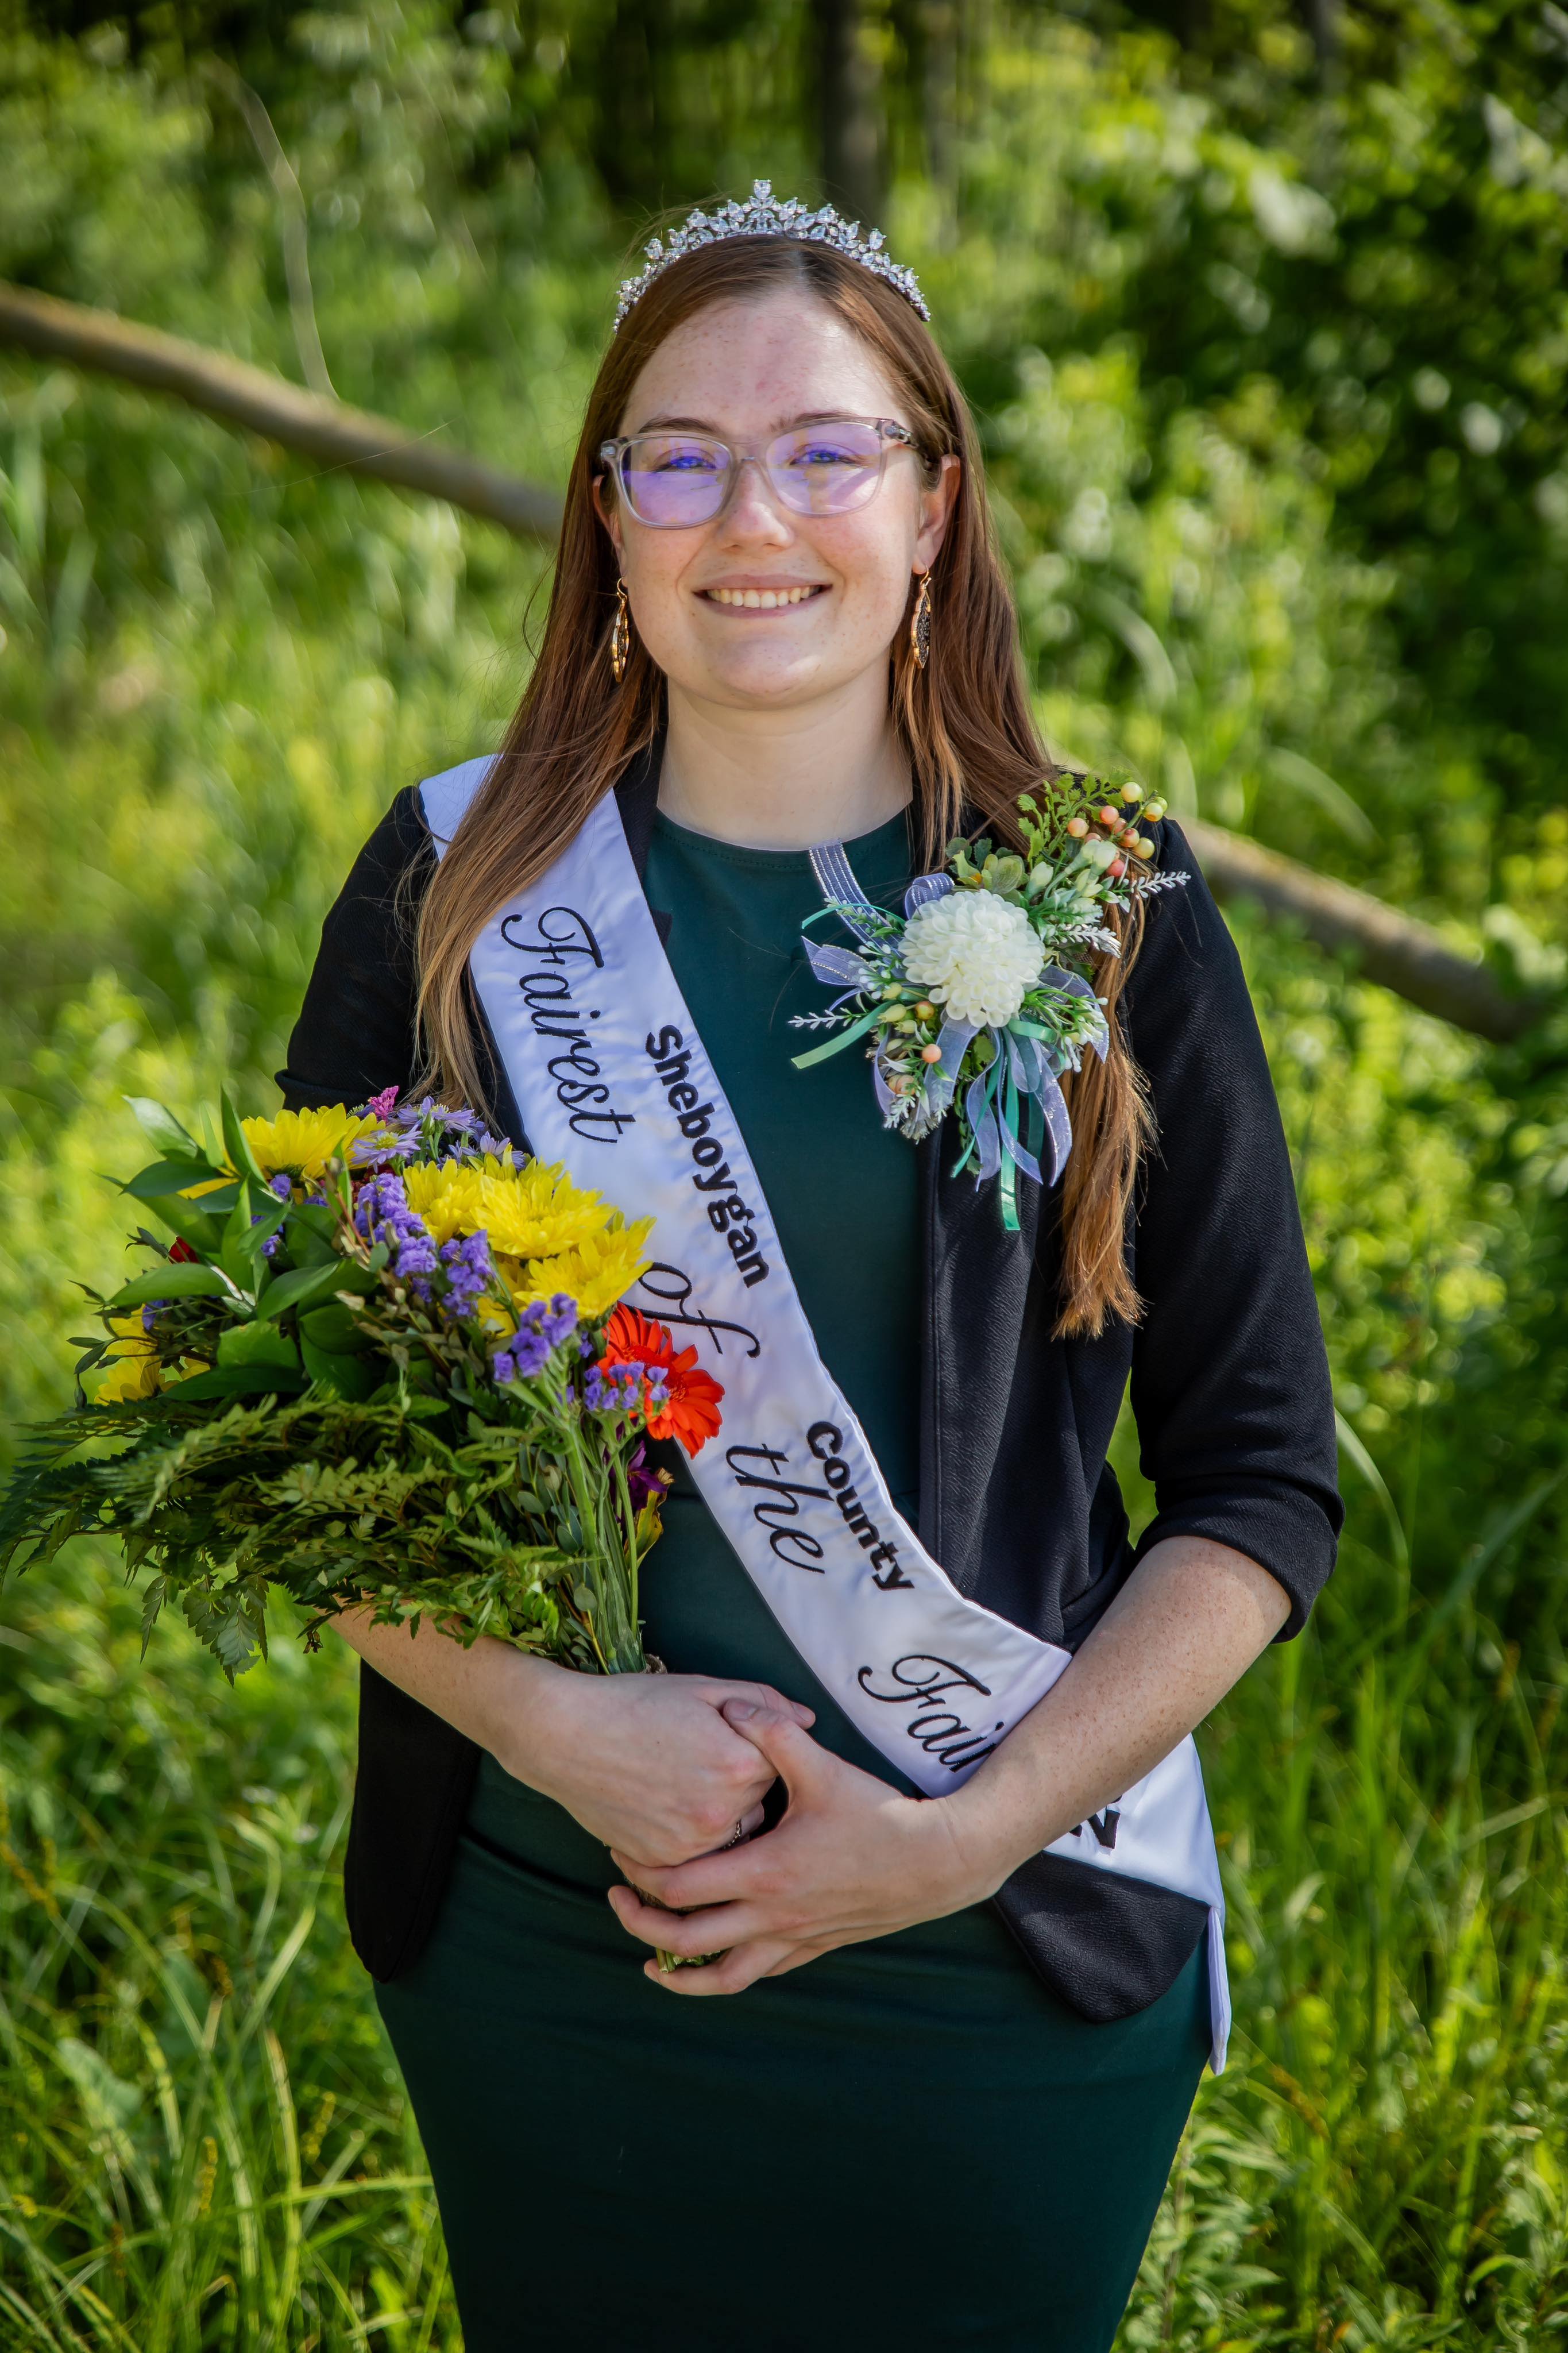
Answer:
[
  {"left": 492, "top": 1326, "right": 550, "bottom": 1384},
  {"left": 584, "top": 1361, "right": 643, "bottom": 1414},
  {"left": 492, "top": 1292, "right": 579, "bottom": 1383},
  {"left": 355, "top": 1171, "right": 438, "bottom": 1297},
  {"left": 268, "top": 1172, "right": 294, "bottom": 1202},
  {"left": 529, "top": 1293, "right": 579, "bottom": 1349},
  {"left": 141, "top": 1300, "right": 165, "bottom": 1336},
  {"left": 438, "top": 1230, "right": 493, "bottom": 1324}
]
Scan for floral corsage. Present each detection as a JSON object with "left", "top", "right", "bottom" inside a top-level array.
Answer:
[{"left": 790, "top": 776, "right": 1187, "bottom": 1229}]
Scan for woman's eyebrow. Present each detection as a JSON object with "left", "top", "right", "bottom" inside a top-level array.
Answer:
[{"left": 628, "top": 410, "right": 874, "bottom": 436}]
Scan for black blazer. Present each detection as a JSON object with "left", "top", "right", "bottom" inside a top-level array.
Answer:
[{"left": 279, "top": 752, "right": 1342, "bottom": 2023}]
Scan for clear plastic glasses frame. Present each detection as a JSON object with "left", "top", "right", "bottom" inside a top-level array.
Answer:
[{"left": 597, "top": 415, "right": 918, "bottom": 529}]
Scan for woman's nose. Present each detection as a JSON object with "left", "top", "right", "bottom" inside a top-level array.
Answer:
[{"left": 715, "top": 456, "right": 794, "bottom": 545}]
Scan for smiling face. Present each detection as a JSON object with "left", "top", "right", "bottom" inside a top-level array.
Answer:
[{"left": 595, "top": 290, "right": 958, "bottom": 718}]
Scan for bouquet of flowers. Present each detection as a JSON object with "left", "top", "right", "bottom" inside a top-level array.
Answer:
[
  {"left": 0, "top": 1089, "right": 723, "bottom": 1685},
  {"left": 790, "top": 773, "right": 1187, "bottom": 1226}
]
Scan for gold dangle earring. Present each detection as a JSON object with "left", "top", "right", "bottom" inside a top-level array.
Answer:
[
  {"left": 610, "top": 577, "right": 632, "bottom": 684},
  {"left": 910, "top": 569, "right": 933, "bottom": 671}
]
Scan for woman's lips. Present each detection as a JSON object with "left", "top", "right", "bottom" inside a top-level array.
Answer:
[{"left": 700, "top": 584, "right": 828, "bottom": 610}]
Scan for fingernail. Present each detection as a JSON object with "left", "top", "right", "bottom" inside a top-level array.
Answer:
[{"left": 725, "top": 1699, "right": 757, "bottom": 1720}]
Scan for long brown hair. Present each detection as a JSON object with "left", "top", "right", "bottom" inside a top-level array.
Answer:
[{"left": 415, "top": 232, "right": 1148, "bottom": 1335}]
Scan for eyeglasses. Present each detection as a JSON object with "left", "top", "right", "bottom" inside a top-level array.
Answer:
[{"left": 597, "top": 415, "right": 920, "bottom": 529}]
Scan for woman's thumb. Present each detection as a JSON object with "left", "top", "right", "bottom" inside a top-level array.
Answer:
[{"left": 720, "top": 1698, "right": 816, "bottom": 1779}]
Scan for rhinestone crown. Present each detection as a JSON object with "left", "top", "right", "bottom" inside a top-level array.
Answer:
[{"left": 613, "top": 179, "right": 929, "bottom": 333}]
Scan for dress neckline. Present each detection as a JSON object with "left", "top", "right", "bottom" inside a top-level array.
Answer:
[{"left": 650, "top": 803, "right": 912, "bottom": 876}]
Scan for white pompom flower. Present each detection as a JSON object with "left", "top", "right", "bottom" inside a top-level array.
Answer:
[{"left": 902, "top": 889, "right": 1044, "bottom": 1028}]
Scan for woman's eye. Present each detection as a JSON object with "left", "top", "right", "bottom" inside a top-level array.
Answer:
[
  {"left": 649, "top": 445, "right": 721, "bottom": 475},
  {"left": 789, "top": 443, "right": 862, "bottom": 469}
]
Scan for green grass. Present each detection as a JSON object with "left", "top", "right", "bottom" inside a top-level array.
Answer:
[{"left": 0, "top": 1561, "right": 459, "bottom": 2348}]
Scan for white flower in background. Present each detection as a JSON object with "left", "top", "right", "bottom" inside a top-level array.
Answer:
[{"left": 902, "top": 890, "right": 1044, "bottom": 1028}]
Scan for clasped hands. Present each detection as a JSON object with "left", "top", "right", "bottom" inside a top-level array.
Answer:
[{"left": 605, "top": 1696, "right": 992, "bottom": 1996}]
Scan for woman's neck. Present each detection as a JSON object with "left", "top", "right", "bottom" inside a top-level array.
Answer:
[{"left": 657, "top": 678, "right": 911, "bottom": 850}]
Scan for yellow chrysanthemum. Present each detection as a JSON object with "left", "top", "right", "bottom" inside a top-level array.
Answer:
[
  {"left": 96, "top": 1316, "right": 163, "bottom": 1403},
  {"left": 241, "top": 1106, "right": 382, "bottom": 1182},
  {"left": 504, "top": 1213, "right": 655, "bottom": 1321},
  {"left": 403, "top": 1156, "right": 611, "bottom": 1262}
]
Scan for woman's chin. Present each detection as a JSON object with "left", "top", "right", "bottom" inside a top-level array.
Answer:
[{"left": 671, "top": 649, "right": 867, "bottom": 712}]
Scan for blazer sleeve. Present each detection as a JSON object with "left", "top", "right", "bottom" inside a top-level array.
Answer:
[
  {"left": 1124, "top": 820, "right": 1343, "bottom": 1637},
  {"left": 275, "top": 787, "right": 434, "bottom": 1110}
]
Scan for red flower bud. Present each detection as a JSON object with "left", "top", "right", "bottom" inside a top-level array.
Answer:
[{"left": 169, "top": 1237, "right": 199, "bottom": 1263}]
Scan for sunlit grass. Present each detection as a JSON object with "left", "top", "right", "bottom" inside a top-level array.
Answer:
[{"left": 0, "top": 1561, "right": 460, "bottom": 2349}]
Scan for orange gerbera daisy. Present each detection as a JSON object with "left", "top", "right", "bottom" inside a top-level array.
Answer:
[{"left": 599, "top": 1304, "right": 724, "bottom": 1459}]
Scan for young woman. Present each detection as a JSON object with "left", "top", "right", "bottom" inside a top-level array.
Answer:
[{"left": 279, "top": 188, "right": 1341, "bottom": 2352}]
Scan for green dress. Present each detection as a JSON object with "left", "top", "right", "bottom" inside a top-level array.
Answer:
[{"left": 376, "top": 811, "right": 1210, "bottom": 2352}]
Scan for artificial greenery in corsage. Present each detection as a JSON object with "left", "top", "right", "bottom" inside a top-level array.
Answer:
[{"left": 791, "top": 773, "right": 1188, "bottom": 1229}]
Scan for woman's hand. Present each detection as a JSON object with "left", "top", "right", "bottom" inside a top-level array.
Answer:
[
  {"left": 605, "top": 1699, "right": 982, "bottom": 1991},
  {"left": 501, "top": 1671, "right": 816, "bottom": 1870},
  {"left": 329, "top": 1607, "right": 813, "bottom": 1874}
]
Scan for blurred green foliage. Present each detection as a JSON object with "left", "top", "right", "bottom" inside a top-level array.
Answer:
[{"left": 0, "top": 0, "right": 1565, "bottom": 2341}]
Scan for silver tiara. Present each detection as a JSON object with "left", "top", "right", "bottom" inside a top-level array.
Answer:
[{"left": 613, "top": 180, "right": 929, "bottom": 332}]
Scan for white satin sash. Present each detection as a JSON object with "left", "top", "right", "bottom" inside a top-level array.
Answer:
[{"left": 422, "top": 759, "right": 1230, "bottom": 2068}]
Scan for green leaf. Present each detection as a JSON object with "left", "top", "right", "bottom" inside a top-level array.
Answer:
[
  {"left": 251, "top": 1260, "right": 353, "bottom": 1324},
  {"left": 138, "top": 1574, "right": 169, "bottom": 1658},
  {"left": 121, "top": 1156, "right": 225, "bottom": 1200},
  {"left": 171, "top": 1365, "right": 308, "bottom": 1401},
  {"left": 217, "top": 1321, "right": 300, "bottom": 1372},
  {"left": 181, "top": 1577, "right": 269, "bottom": 1680},
  {"left": 300, "top": 1338, "right": 384, "bottom": 1400},
  {"left": 124, "top": 1097, "right": 200, "bottom": 1159},
  {"left": 136, "top": 1194, "right": 225, "bottom": 1255},
  {"left": 300, "top": 1302, "right": 373, "bottom": 1354},
  {"left": 221, "top": 1091, "right": 268, "bottom": 1187},
  {"left": 285, "top": 1205, "right": 339, "bottom": 1266},
  {"left": 219, "top": 1181, "right": 258, "bottom": 1288},
  {"left": 105, "top": 1263, "right": 234, "bottom": 1309}
]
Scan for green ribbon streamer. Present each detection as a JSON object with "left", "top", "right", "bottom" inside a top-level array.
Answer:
[
  {"left": 789, "top": 1001, "right": 887, "bottom": 1071},
  {"left": 999, "top": 1059, "right": 1022, "bottom": 1232}
]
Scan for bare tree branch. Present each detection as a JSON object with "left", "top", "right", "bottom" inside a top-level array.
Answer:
[
  {"left": 1187, "top": 819, "right": 1540, "bottom": 1043},
  {"left": 0, "top": 277, "right": 1552, "bottom": 1045},
  {"left": 0, "top": 280, "right": 563, "bottom": 542}
]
